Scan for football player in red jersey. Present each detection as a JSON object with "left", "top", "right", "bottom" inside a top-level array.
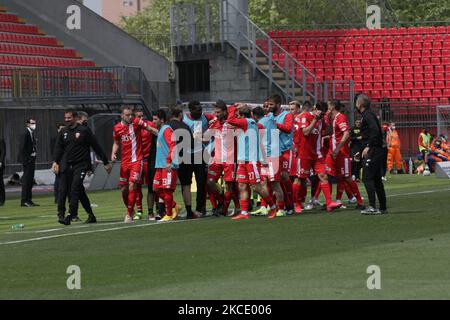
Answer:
[
  {"left": 133, "top": 107, "right": 158, "bottom": 220},
  {"left": 292, "top": 101, "right": 342, "bottom": 213},
  {"left": 325, "top": 101, "right": 365, "bottom": 210},
  {"left": 205, "top": 100, "right": 240, "bottom": 217},
  {"left": 111, "top": 105, "right": 158, "bottom": 223}
]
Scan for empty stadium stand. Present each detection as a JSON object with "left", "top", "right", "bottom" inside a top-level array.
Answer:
[
  {"left": 266, "top": 26, "right": 450, "bottom": 103},
  {"left": 0, "top": 6, "right": 95, "bottom": 70}
]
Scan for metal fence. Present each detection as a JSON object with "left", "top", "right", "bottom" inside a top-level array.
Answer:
[
  {"left": 0, "top": 66, "right": 147, "bottom": 102},
  {"left": 353, "top": 100, "right": 446, "bottom": 158}
]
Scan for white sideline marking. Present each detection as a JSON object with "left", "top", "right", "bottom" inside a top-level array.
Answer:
[
  {"left": 1, "top": 187, "right": 449, "bottom": 246},
  {"left": 0, "top": 219, "right": 196, "bottom": 246},
  {"left": 387, "top": 188, "right": 450, "bottom": 198}
]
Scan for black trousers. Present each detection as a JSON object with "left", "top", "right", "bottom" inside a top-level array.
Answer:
[
  {"left": 178, "top": 162, "right": 207, "bottom": 212},
  {"left": 363, "top": 147, "right": 387, "bottom": 210},
  {"left": 57, "top": 163, "right": 93, "bottom": 217},
  {"left": 0, "top": 166, "right": 5, "bottom": 205},
  {"left": 21, "top": 159, "right": 35, "bottom": 205},
  {"left": 381, "top": 147, "right": 388, "bottom": 176},
  {"left": 54, "top": 174, "right": 60, "bottom": 204}
]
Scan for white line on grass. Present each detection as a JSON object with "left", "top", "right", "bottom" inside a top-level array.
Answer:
[
  {"left": 0, "top": 219, "right": 200, "bottom": 246},
  {"left": 1, "top": 187, "right": 449, "bottom": 246},
  {"left": 387, "top": 188, "right": 450, "bottom": 198}
]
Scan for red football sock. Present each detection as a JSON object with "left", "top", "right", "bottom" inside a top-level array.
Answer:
[
  {"left": 281, "top": 180, "right": 293, "bottom": 207},
  {"left": 276, "top": 201, "right": 285, "bottom": 210},
  {"left": 292, "top": 183, "right": 301, "bottom": 206},
  {"left": 336, "top": 180, "right": 345, "bottom": 201},
  {"left": 299, "top": 181, "right": 307, "bottom": 204},
  {"left": 122, "top": 189, "right": 129, "bottom": 208},
  {"left": 224, "top": 191, "right": 232, "bottom": 212},
  {"left": 136, "top": 185, "right": 143, "bottom": 212},
  {"left": 345, "top": 181, "right": 353, "bottom": 199},
  {"left": 260, "top": 197, "right": 267, "bottom": 207},
  {"left": 127, "top": 189, "right": 137, "bottom": 216},
  {"left": 240, "top": 198, "right": 249, "bottom": 213},
  {"left": 314, "top": 182, "right": 322, "bottom": 199},
  {"left": 163, "top": 189, "right": 174, "bottom": 216},
  {"left": 349, "top": 180, "right": 363, "bottom": 205},
  {"left": 263, "top": 194, "right": 275, "bottom": 208},
  {"left": 208, "top": 191, "right": 217, "bottom": 209},
  {"left": 321, "top": 182, "right": 332, "bottom": 206}
]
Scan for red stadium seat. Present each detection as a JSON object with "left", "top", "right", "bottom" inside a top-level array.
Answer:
[{"left": 404, "top": 82, "right": 414, "bottom": 90}]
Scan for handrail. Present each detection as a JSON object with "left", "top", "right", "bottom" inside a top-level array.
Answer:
[{"left": 218, "top": 0, "right": 317, "bottom": 102}]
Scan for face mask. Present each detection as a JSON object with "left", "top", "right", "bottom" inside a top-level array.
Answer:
[
  {"left": 30, "top": 124, "right": 36, "bottom": 131},
  {"left": 391, "top": 126, "right": 396, "bottom": 130}
]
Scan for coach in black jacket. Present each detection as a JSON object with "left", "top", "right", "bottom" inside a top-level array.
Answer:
[
  {"left": 52, "top": 110, "right": 112, "bottom": 225},
  {"left": 18, "top": 119, "right": 38, "bottom": 207},
  {"left": 0, "top": 137, "right": 5, "bottom": 206},
  {"left": 356, "top": 94, "right": 387, "bottom": 215}
]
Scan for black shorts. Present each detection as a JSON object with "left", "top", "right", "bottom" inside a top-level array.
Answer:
[
  {"left": 178, "top": 162, "right": 207, "bottom": 186},
  {"left": 178, "top": 163, "right": 194, "bottom": 186},
  {"left": 147, "top": 161, "right": 157, "bottom": 191}
]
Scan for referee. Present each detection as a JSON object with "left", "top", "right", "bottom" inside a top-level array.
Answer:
[
  {"left": 52, "top": 109, "right": 112, "bottom": 225},
  {"left": 356, "top": 94, "right": 387, "bottom": 215}
]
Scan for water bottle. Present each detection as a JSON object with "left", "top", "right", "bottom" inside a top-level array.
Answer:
[
  {"left": 11, "top": 224, "right": 24, "bottom": 230},
  {"left": 408, "top": 158, "right": 413, "bottom": 175}
]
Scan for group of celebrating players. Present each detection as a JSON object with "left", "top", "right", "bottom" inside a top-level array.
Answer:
[{"left": 111, "top": 93, "right": 367, "bottom": 223}]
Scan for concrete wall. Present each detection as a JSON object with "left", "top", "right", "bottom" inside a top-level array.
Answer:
[
  {"left": 2, "top": 0, "right": 169, "bottom": 82},
  {"left": 175, "top": 43, "right": 283, "bottom": 103}
]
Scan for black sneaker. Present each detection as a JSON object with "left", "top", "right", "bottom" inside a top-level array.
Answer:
[
  {"left": 379, "top": 209, "right": 388, "bottom": 215},
  {"left": 58, "top": 214, "right": 70, "bottom": 226},
  {"left": 361, "top": 207, "right": 382, "bottom": 215},
  {"left": 212, "top": 208, "right": 221, "bottom": 217},
  {"left": 155, "top": 214, "right": 162, "bottom": 221},
  {"left": 30, "top": 202, "right": 40, "bottom": 207},
  {"left": 355, "top": 204, "right": 366, "bottom": 211},
  {"left": 21, "top": 202, "right": 33, "bottom": 207},
  {"left": 85, "top": 215, "right": 97, "bottom": 224},
  {"left": 63, "top": 215, "right": 72, "bottom": 225},
  {"left": 71, "top": 216, "right": 82, "bottom": 222}
]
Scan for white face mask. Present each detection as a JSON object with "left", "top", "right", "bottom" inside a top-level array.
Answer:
[{"left": 30, "top": 124, "right": 36, "bottom": 131}]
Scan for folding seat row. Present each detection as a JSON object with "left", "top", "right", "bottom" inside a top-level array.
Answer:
[
  {"left": 0, "top": 32, "right": 59, "bottom": 46},
  {"left": 0, "top": 43, "right": 78, "bottom": 58},
  {"left": 0, "top": 55, "right": 94, "bottom": 68},
  {"left": 0, "top": 22, "right": 39, "bottom": 35},
  {"left": 0, "top": 13, "right": 20, "bottom": 23}
]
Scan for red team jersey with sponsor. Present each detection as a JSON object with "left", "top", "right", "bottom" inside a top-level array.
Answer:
[
  {"left": 140, "top": 120, "right": 156, "bottom": 160},
  {"left": 310, "top": 119, "right": 324, "bottom": 160},
  {"left": 331, "top": 113, "right": 350, "bottom": 157},
  {"left": 293, "top": 114, "right": 302, "bottom": 146},
  {"left": 296, "top": 112, "right": 315, "bottom": 160},
  {"left": 208, "top": 118, "right": 236, "bottom": 165},
  {"left": 113, "top": 121, "right": 143, "bottom": 164}
]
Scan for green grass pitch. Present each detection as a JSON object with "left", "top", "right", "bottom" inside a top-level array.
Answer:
[{"left": 0, "top": 175, "right": 450, "bottom": 299}]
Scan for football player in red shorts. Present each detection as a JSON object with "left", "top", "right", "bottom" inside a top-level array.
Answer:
[
  {"left": 111, "top": 105, "right": 158, "bottom": 223},
  {"left": 325, "top": 100, "right": 365, "bottom": 210},
  {"left": 152, "top": 107, "right": 182, "bottom": 223},
  {"left": 252, "top": 106, "right": 286, "bottom": 217},
  {"left": 227, "top": 104, "right": 278, "bottom": 220},
  {"left": 133, "top": 107, "right": 158, "bottom": 220},
  {"left": 292, "top": 101, "right": 342, "bottom": 213},
  {"left": 205, "top": 100, "right": 240, "bottom": 217},
  {"left": 267, "top": 94, "right": 295, "bottom": 214}
]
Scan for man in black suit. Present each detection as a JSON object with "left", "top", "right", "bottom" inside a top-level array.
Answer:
[
  {"left": 18, "top": 118, "right": 39, "bottom": 207},
  {"left": 0, "top": 137, "right": 5, "bottom": 206}
]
